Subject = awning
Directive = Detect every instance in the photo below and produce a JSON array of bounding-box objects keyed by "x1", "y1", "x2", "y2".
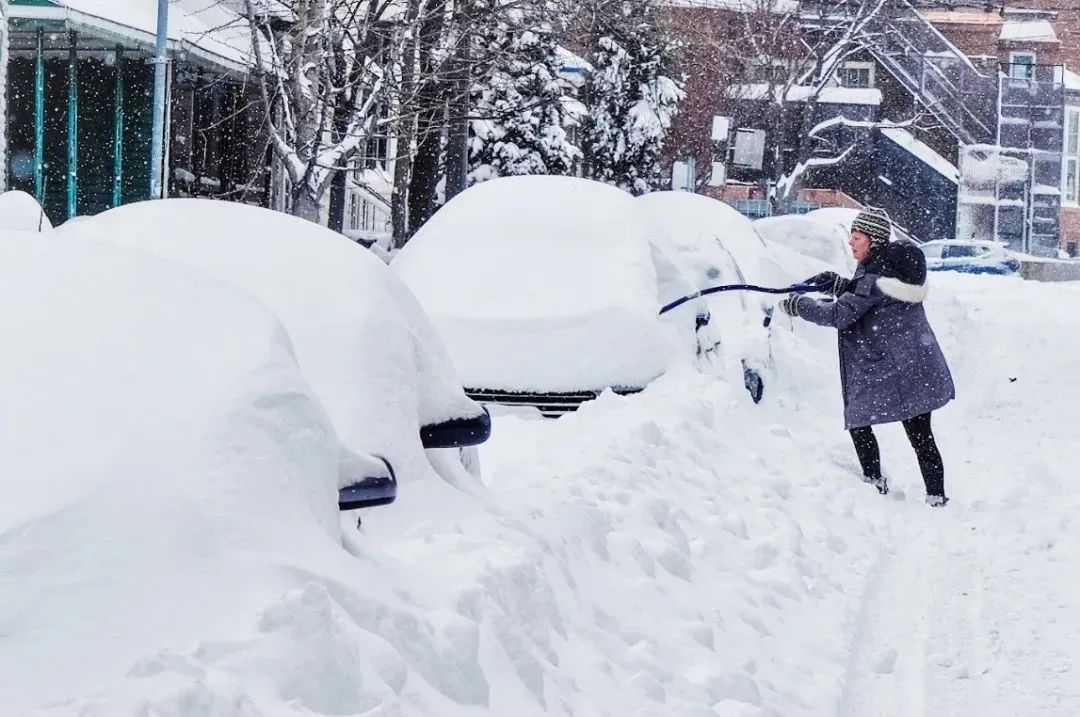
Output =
[{"x1": 999, "y1": 20, "x2": 1058, "y2": 44}]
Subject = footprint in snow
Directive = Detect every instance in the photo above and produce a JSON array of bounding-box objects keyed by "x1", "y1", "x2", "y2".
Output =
[{"x1": 873, "y1": 648, "x2": 898, "y2": 674}]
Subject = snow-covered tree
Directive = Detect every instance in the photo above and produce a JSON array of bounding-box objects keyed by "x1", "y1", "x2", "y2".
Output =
[
  {"x1": 245, "y1": 0, "x2": 395, "y2": 222},
  {"x1": 467, "y1": 14, "x2": 579, "y2": 185},
  {"x1": 579, "y1": 0, "x2": 683, "y2": 195},
  {"x1": 684, "y1": 0, "x2": 927, "y2": 202}
]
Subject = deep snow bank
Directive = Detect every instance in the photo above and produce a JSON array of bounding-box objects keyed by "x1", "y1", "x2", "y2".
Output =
[
  {"x1": 0, "y1": 190, "x2": 52, "y2": 231},
  {"x1": 6, "y1": 239, "x2": 1080, "y2": 716}
]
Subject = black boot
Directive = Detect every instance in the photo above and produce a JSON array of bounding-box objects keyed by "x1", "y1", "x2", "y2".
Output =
[{"x1": 861, "y1": 473, "x2": 889, "y2": 495}]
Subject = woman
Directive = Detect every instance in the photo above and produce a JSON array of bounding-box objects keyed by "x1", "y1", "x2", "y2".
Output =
[{"x1": 779, "y1": 209, "x2": 955, "y2": 506}]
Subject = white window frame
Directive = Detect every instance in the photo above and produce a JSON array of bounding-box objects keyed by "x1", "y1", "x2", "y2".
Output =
[
  {"x1": 1009, "y1": 51, "x2": 1036, "y2": 80},
  {"x1": 1064, "y1": 105, "x2": 1080, "y2": 207},
  {"x1": 356, "y1": 104, "x2": 391, "y2": 175},
  {"x1": 671, "y1": 158, "x2": 696, "y2": 192},
  {"x1": 837, "y1": 61, "x2": 876, "y2": 89}
]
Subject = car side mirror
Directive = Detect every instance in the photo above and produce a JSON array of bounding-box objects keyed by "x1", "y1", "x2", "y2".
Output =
[
  {"x1": 338, "y1": 450, "x2": 397, "y2": 511},
  {"x1": 419, "y1": 406, "x2": 492, "y2": 449}
]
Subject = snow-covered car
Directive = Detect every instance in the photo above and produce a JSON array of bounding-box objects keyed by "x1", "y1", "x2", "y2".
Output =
[
  {"x1": 637, "y1": 191, "x2": 832, "y2": 402},
  {"x1": 0, "y1": 189, "x2": 52, "y2": 231},
  {"x1": 392, "y1": 176, "x2": 680, "y2": 415},
  {"x1": 920, "y1": 239, "x2": 1021, "y2": 275},
  {"x1": 58, "y1": 199, "x2": 490, "y2": 490},
  {"x1": 392, "y1": 177, "x2": 796, "y2": 415},
  {"x1": 753, "y1": 212, "x2": 857, "y2": 273},
  {"x1": 0, "y1": 231, "x2": 410, "y2": 712}
]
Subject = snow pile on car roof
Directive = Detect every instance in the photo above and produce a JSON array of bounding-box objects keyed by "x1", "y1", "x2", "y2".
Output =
[
  {"x1": 0, "y1": 190, "x2": 52, "y2": 231},
  {"x1": 755, "y1": 212, "x2": 856, "y2": 273},
  {"x1": 393, "y1": 176, "x2": 674, "y2": 393},
  {"x1": 58, "y1": 199, "x2": 480, "y2": 486}
]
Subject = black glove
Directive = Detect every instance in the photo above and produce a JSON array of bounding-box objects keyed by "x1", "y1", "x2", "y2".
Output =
[
  {"x1": 805, "y1": 271, "x2": 850, "y2": 296},
  {"x1": 779, "y1": 294, "x2": 802, "y2": 317}
]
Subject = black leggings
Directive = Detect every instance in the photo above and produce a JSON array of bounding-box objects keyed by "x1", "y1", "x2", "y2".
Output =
[{"x1": 849, "y1": 412, "x2": 945, "y2": 496}]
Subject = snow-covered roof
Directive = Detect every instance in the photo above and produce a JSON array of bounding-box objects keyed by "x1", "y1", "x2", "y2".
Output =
[
  {"x1": 556, "y1": 46, "x2": 591, "y2": 87},
  {"x1": 729, "y1": 83, "x2": 882, "y2": 106},
  {"x1": 561, "y1": 96, "x2": 589, "y2": 124},
  {"x1": 880, "y1": 127, "x2": 959, "y2": 184},
  {"x1": 9, "y1": 0, "x2": 255, "y2": 72},
  {"x1": 922, "y1": 10, "x2": 1000, "y2": 26},
  {"x1": 999, "y1": 19, "x2": 1058, "y2": 44},
  {"x1": 665, "y1": 0, "x2": 799, "y2": 12},
  {"x1": 1065, "y1": 68, "x2": 1080, "y2": 92}
]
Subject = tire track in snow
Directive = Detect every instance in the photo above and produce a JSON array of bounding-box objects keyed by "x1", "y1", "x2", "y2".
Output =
[
  {"x1": 835, "y1": 511, "x2": 935, "y2": 717},
  {"x1": 838, "y1": 276, "x2": 1080, "y2": 717}
]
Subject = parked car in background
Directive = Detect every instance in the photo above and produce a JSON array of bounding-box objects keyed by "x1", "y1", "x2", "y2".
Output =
[
  {"x1": 58, "y1": 199, "x2": 490, "y2": 491},
  {"x1": 919, "y1": 239, "x2": 1021, "y2": 275}
]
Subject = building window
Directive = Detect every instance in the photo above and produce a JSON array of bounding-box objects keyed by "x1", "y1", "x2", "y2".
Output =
[
  {"x1": 349, "y1": 193, "x2": 360, "y2": 230},
  {"x1": 836, "y1": 61, "x2": 875, "y2": 88},
  {"x1": 672, "y1": 158, "x2": 696, "y2": 192},
  {"x1": 356, "y1": 103, "x2": 391, "y2": 175},
  {"x1": 1009, "y1": 51, "x2": 1036, "y2": 80},
  {"x1": 281, "y1": 173, "x2": 294, "y2": 213},
  {"x1": 1065, "y1": 106, "x2": 1080, "y2": 206}
]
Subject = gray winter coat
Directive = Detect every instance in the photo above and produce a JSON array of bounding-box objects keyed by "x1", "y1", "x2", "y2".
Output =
[{"x1": 795, "y1": 265, "x2": 955, "y2": 430}]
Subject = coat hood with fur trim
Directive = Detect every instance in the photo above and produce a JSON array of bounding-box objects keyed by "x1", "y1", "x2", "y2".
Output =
[
  {"x1": 876, "y1": 240, "x2": 929, "y2": 304},
  {"x1": 878, "y1": 275, "x2": 929, "y2": 303}
]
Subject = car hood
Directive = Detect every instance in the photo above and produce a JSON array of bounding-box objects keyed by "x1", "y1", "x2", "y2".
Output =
[{"x1": 429, "y1": 308, "x2": 672, "y2": 394}]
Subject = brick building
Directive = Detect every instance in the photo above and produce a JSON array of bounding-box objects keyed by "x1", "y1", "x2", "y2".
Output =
[
  {"x1": 665, "y1": 0, "x2": 1080, "y2": 255},
  {"x1": 919, "y1": 1, "x2": 1080, "y2": 254}
]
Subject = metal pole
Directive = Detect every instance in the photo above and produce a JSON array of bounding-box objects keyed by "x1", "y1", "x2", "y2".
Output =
[
  {"x1": 33, "y1": 28, "x2": 44, "y2": 202},
  {"x1": 149, "y1": 0, "x2": 169, "y2": 199},
  {"x1": 113, "y1": 47, "x2": 124, "y2": 207},
  {"x1": 67, "y1": 31, "x2": 78, "y2": 220}
]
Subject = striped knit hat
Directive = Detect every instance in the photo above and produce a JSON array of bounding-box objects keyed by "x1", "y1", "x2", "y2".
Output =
[{"x1": 851, "y1": 208, "x2": 893, "y2": 248}]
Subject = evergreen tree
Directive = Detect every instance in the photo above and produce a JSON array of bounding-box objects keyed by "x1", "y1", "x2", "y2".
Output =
[
  {"x1": 468, "y1": 14, "x2": 579, "y2": 185},
  {"x1": 582, "y1": 0, "x2": 683, "y2": 195}
]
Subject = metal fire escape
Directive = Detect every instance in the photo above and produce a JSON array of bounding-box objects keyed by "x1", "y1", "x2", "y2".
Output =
[
  {"x1": 800, "y1": 0, "x2": 1066, "y2": 253},
  {"x1": 868, "y1": 1, "x2": 998, "y2": 145},
  {"x1": 957, "y1": 65, "x2": 1065, "y2": 255},
  {"x1": 800, "y1": 0, "x2": 998, "y2": 144}
]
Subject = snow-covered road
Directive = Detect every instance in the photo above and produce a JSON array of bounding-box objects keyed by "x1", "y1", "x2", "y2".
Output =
[
  {"x1": 836, "y1": 273, "x2": 1080, "y2": 717},
  {"x1": 358, "y1": 272, "x2": 1080, "y2": 717},
  {"x1": 6, "y1": 272, "x2": 1079, "y2": 716}
]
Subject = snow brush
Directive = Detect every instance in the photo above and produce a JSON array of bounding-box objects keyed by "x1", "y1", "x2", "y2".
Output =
[{"x1": 658, "y1": 282, "x2": 819, "y2": 316}]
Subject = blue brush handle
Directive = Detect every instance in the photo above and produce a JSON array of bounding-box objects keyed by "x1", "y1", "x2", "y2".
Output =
[{"x1": 658, "y1": 282, "x2": 819, "y2": 316}]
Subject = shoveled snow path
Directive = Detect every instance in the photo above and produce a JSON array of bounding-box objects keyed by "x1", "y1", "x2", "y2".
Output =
[{"x1": 837, "y1": 273, "x2": 1080, "y2": 717}]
